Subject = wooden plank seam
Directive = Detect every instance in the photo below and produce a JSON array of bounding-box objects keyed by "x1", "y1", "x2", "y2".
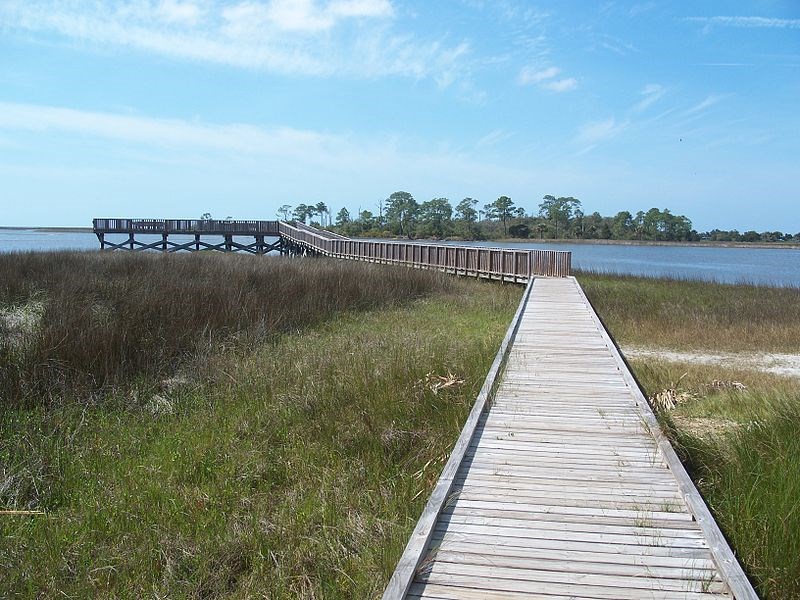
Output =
[
  {"x1": 571, "y1": 276, "x2": 758, "y2": 600},
  {"x1": 381, "y1": 277, "x2": 535, "y2": 600}
]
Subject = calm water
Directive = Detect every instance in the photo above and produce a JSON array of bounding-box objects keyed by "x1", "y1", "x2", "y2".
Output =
[
  {"x1": 1, "y1": 229, "x2": 798, "y2": 287},
  {"x1": 420, "y1": 239, "x2": 800, "y2": 288}
]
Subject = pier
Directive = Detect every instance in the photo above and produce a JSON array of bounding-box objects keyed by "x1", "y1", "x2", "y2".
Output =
[{"x1": 92, "y1": 218, "x2": 572, "y2": 279}]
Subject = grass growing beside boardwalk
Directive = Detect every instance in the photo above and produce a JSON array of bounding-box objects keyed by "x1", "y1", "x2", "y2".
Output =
[
  {"x1": 577, "y1": 270, "x2": 800, "y2": 352},
  {"x1": 0, "y1": 251, "x2": 452, "y2": 407},
  {"x1": 0, "y1": 251, "x2": 520, "y2": 598},
  {"x1": 580, "y1": 271, "x2": 800, "y2": 600}
]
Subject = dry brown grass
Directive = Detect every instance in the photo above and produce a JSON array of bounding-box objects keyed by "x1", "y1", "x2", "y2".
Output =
[{"x1": 0, "y1": 251, "x2": 453, "y2": 407}]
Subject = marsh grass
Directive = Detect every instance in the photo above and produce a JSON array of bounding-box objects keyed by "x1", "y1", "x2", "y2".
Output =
[
  {"x1": 0, "y1": 251, "x2": 520, "y2": 598},
  {"x1": 577, "y1": 270, "x2": 800, "y2": 352},
  {"x1": 0, "y1": 251, "x2": 453, "y2": 407},
  {"x1": 669, "y1": 396, "x2": 800, "y2": 600}
]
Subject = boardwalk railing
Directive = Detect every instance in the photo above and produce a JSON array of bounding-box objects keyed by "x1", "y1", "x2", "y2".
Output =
[
  {"x1": 92, "y1": 218, "x2": 280, "y2": 235},
  {"x1": 278, "y1": 222, "x2": 571, "y2": 280},
  {"x1": 92, "y1": 218, "x2": 571, "y2": 278}
]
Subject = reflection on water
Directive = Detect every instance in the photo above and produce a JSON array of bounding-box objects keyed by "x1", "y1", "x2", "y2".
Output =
[{"x1": 1, "y1": 229, "x2": 798, "y2": 287}]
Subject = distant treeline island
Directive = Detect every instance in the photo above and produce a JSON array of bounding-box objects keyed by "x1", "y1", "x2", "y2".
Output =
[{"x1": 264, "y1": 193, "x2": 799, "y2": 244}]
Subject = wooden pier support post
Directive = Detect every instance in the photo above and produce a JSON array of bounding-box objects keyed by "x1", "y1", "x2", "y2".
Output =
[
  {"x1": 128, "y1": 234, "x2": 134, "y2": 250},
  {"x1": 97, "y1": 232, "x2": 105, "y2": 250},
  {"x1": 195, "y1": 234, "x2": 200, "y2": 251},
  {"x1": 224, "y1": 235, "x2": 232, "y2": 252},
  {"x1": 256, "y1": 235, "x2": 264, "y2": 255},
  {"x1": 162, "y1": 233, "x2": 168, "y2": 252}
]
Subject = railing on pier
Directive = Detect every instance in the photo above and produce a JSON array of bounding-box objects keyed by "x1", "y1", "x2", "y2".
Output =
[
  {"x1": 92, "y1": 218, "x2": 571, "y2": 278},
  {"x1": 278, "y1": 222, "x2": 571, "y2": 280},
  {"x1": 92, "y1": 218, "x2": 280, "y2": 236}
]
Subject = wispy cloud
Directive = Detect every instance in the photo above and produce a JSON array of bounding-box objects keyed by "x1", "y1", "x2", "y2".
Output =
[
  {"x1": 541, "y1": 77, "x2": 577, "y2": 92},
  {"x1": 518, "y1": 65, "x2": 560, "y2": 85},
  {"x1": 575, "y1": 117, "x2": 628, "y2": 145},
  {"x1": 0, "y1": 101, "x2": 535, "y2": 187},
  {"x1": 0, "y1": 101, "x2": 330, "y2": 158},
  {"x1": 518, "y1": 65, "x2": 577, "y2": 92},
  {"x1": 633, "y1": 83, "x2": 665, "y2": 112},
  {"x1": 628, "y1": 2, "x2": 656, "y2": 18},
  {"x1": 475, "y1": 129, "x2": 515, "y2": 149},
  {"x1": 682, "y1": 95, "x2": 724, "y2": 116},
  {"x1": 695, "y1": 62, "x2": 753, "y2": 67},
  {"x1": 0, "y1": 1, "x2": 467, "y2": 83},
  {"x1": 686, "y1": 16, "x2": 800, "y2": 30}
]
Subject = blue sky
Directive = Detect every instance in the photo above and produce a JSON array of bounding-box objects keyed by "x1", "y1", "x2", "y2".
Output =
[{"x1": 0, "y1": 1, "x2": 798, "y2": 231}]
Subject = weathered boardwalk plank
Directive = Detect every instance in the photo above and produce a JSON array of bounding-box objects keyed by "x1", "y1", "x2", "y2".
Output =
[{"x1": 384, "y1": 277, "x2": 757, "y2": 599}]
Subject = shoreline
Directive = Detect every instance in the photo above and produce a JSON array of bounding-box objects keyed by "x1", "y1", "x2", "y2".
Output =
[
  {"x1": 2, "y1": 227, "x2": 798, "y2": 250},
  {"x1": 0, "y1": 226, "x2": 94, "y2": 233},
  {"x1": 351, "y1": 233, "x2": 800, "y2": 250}
]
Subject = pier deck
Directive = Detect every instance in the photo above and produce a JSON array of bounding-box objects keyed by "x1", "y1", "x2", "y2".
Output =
[{"x1": 385, "y1": 277, "x2": 755, "y2": 600}]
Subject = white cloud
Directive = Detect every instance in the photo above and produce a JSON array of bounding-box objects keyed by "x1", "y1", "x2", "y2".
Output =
[
  {"x1": 687, "y1": 16, "x2": 800, "y2": 30},
  {"x1": 683, "y1": 95, "x2": 723, "y2": 116},
  {"x1": 329, "y1": 0, "x2": 393, "y2": 19},
  {"x1": 541, "y1": 77, "x2": 577, "y2": 92},
  {"x1": 0, "y1": 101, "x2": 549, "y2": 211},
  {"x1": 576, "y1": 118, "x2": 627, "y2": 144},
  {"x1": 0, "y1": 1, "x2": 465, "y2": 82},
  {"x1": 156, "y1": 1, "x2": 205, "y2": 26},
  {"x1": 475, "y1": 129, "x2": 514, "y2": 148},
  {"x1": 518, "y1": 65, "x2": 559, "y2": 85},
  {"x1": 628, "y1": 2, "x2": 656, "y2": 17},
  {"x1": 518, "y1": 65, "x2": 577, "y2": 92},
  {"x1": 0, "y1": 102, "x2": 341, "y2": 169},
  {"x1": 633, "y1": 83, "x2": 665, "y2": 112}
]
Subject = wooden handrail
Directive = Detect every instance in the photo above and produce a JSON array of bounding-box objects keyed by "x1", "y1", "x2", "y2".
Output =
[
  {"x1": 277, "y1": 222, "x2": 570, "y2": 279},
  {"x1": 91, "y1": 218, "x2": 571, "y2": 278},
  {"x1": 93, "y1": 218, "x2": 281, "y2": 235}
]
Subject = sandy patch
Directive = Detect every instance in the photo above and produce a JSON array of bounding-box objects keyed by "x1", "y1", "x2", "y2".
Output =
[
  {"x1": 671, "y1": 415, "x2": 741, "y2": 439},
  {"x1": 622, "y1": 346, "x2": 800, "y2": 379},
  {"x1": 0, "y1": 302, "x2": 44, "y2": 344}
]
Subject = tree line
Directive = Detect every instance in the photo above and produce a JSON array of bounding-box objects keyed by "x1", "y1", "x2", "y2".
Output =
[{"x1": 266, "y1": 192, "x2": 799, "y2": 244}]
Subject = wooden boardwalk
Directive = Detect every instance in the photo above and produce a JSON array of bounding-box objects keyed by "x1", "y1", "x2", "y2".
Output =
[
  {"x1": 91, "y1": 219, "x2": 571, "y2": 278},
  {"x1": 385, "y1": 277, "x2": 756, "y2": 600}
]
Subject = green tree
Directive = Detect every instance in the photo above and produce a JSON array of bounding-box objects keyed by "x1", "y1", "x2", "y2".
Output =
[
  {"x1": 584, "y1": 212, "x2": 604, "y2": 239},
  {"x1": 385, "y1": 191, "x2": 419, "y2": 237},
  {"x1": 418, "y1": 197, "x2": 453, "y2": 238},
  {"x1": 484, "y1": 195, "x2": 515, "y2": 236},
  {"x1": 335, "y1": 207, "x2": 351, "y2": 226},
  {"x1": 611, "y1": 211, "x2": 633, "y2": 239},
  {"x1": 315, "y1": 202, "x2": 329, "y2": 226},
  {"x1": 293, "y1": 203, "x2": 313, "y2": 224},
  {"x1": 538, "y1": 195, "x2": 581, "y2": 238},
  {"x1": 572, "y1": 208, "x2": 585, "y2": 238},
  {"x1": 455, "y1": 197, "x2": 478, "y2": 223},
  {"x1": 508, "y1": 223, "x2": 530, "y2": 238},
  {"x1": 455, "y1": 197, "x2": 479, "y2": 237},
  {"x1": 277, "y1": 205, "x2": 291, "y2": 220},
  {"x1": 357, "y1": 209, "x2": 376, "y2": 232}
]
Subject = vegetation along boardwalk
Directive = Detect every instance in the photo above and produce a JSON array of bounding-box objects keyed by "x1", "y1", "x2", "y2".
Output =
[
  {"x1": 384, "y1": 277, "x2": 757, "y2": 599},
  {"x1": 93, "y1": 218, "x2": 755, "y2": 597}
]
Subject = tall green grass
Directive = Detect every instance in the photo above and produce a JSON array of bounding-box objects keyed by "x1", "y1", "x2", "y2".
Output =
[
  {"x1": 673, "y1": 397, "x2": 800, "y2": 600},
  {"x1": 0, "y1": 251, "x2": 520, "y2": 598}
]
